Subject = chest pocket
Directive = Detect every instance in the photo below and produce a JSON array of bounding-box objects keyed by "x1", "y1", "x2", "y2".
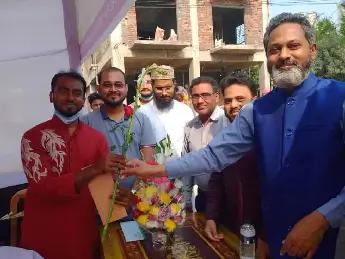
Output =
[{"x1": 294, "y1": 121, "x2": 341, "y2": 158}]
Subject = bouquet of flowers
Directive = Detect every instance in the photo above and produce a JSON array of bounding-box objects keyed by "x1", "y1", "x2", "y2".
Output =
[{"x1": 132, "y1": 137, "x2": 186, "y2": 248}]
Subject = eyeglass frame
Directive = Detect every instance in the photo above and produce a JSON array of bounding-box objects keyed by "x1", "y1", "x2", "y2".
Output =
[
  {"x1": 134, "y1": 79, "x2": 152, "y2": 85},
  {"x1": 191, "y1": 92, "x2": 218, "y2": 102},
  {"x1": 100, "y1": 81, "x2": 126, "y2": 90}
]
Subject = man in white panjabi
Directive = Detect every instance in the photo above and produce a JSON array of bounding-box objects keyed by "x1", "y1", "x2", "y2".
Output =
[{"x1": 137, "y1": 65, "x2": 194, "y2": 157}]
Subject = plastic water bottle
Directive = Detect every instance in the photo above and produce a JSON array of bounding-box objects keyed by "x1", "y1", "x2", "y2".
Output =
[{"x1": 240, "y1": 221, "x2": 256, "y2": 259}]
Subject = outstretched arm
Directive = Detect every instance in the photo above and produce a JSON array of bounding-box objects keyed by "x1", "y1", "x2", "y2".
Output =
[
  {"x1": 165, "y1": 103, "x2": 255, "y2": 178},
  {"x1": 125, "y1": 103, "x2": 255, "y2": 178}
]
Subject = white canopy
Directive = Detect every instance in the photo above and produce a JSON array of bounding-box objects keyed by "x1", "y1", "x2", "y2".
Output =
[{"x1": 0, "y1": 0, "x2": 135, "y2": 188}]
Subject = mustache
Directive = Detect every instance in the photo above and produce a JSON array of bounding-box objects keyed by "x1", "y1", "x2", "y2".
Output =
[
  {"x1": 276, "y1": 59, "x2": 298, "y2": 68},
  {"x1": 64, "y1": 101, "x2": 76, "y2": 105}
]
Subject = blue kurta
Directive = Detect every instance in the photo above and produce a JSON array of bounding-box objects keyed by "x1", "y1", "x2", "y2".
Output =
[
  {"x1": 253, "y1": 74, "x2": 345, "y2": 258},
  {"x1": 165, "y1": 73, "x2": 345, "y2": 258}
]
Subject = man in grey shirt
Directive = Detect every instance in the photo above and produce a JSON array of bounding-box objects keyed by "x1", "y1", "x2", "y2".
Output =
[
  {"x1": 182, "y1": 76, "x2": 228, "y2": 212},
  {"x1": 80, "y1": 67, "x2": 155, "y2": 220}
]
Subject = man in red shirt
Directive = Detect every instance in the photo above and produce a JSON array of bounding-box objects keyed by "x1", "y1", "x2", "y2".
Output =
[{"x1": 20, "y1": 71, "x2": 126, "y2": 259}]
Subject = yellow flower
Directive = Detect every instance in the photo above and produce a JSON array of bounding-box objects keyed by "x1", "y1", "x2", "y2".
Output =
[
  {"x1": 164, "y1": 218, "x2": 177, "y2": 232},
  {"x1": 170, "y1": 203, "x2": 180, "y2": 215},
  {"x1": 159, "y1": 192, "x2": 171, "y2": 205},
  {"x1": 137, "y1": 215, "x2": 148, "y2": 226},
  {"x1": 135, "y1": 192, "x2": 141, "y2": 199},
  {"x1": 145, "y1": 186, "x2": 158, "y2": 199},
  {"x1": 137, "y1": 201, "x2": 151, "y2": 212},
  {"x1": 149, "y1": 206, "x2": 160, "y2": 216}
]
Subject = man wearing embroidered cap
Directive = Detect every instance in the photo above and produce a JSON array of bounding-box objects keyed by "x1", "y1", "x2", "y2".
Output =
[{"x1": 137, "y1": 64, "x2": 194, "y2": 156}]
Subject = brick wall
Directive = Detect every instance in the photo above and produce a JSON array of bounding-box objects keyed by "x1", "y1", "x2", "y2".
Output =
[
  {"x1": 121, "y1": 0, "x2": 262, "y2": 49},
  {"x1": 122, "y1": 6, "x2": 137, "y2": 46},
  {"x1": 176, "y1": 0, "x2": 191, "y2": 42},
  {"x1": 244, "y1": 0, "x2": 263, "y2": 45},
  {"x1": 198, "y1": 0, "x2": 263, "y2": 50},
  {"x1": 198, "y1": 0, "x2": 214, "y2": 50}
]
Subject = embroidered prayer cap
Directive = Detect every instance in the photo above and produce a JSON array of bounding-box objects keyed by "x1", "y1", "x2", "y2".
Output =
[{"x1": 151, "y1": 64, "x2": 174, "y2": 80}]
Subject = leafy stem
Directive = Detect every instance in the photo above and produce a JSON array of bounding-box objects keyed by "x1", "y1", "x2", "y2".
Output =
[{"x1": 101, "y1": 64, "x2": 168, "y2": 242}]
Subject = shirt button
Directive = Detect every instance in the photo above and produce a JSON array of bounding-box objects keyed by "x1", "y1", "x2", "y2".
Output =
[
  {"x1": 287, "y1": 98, "x2": 295, "y2": 105},
  {"x1": 286, "y1": 129, "x2": 293, "y2": 136}
]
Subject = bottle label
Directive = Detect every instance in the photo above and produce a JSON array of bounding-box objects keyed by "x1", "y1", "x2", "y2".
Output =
[
  {"x1": 241, "y1": 236, "x2": 255, "y2": 244},
  {"x1": 240, "y1": 244, "x2": 255, "y2": 258}
]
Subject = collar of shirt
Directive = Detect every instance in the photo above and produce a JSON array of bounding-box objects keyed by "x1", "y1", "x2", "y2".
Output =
[
  {"x1": 51, "y1": 115, "x2": 84, "y2": 132},
  {"x1": 276, "y1": 72, "x2": 318, "y2": 97},
  {"x1": 100, "y1": 105, "x2": 130, "y2": 122}
]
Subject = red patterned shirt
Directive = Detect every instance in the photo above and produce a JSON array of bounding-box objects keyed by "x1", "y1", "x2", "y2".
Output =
[{"x1": 20, "y1": 116, "x2": 108, "y2": 259}]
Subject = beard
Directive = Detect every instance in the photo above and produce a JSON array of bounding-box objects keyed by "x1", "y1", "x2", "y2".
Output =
[
  {"x1": 271, "y1": 58, "x2": 311, "y2": 89},
  {"x1": 53, "y1": 102, "x2": 82, "y2": 117},
  {"x1": 102, "y1": 95, "x2": 126, "y2": 107},
  {"x1": 154, "y1": 95, "x2": 174, "y2": 111}
]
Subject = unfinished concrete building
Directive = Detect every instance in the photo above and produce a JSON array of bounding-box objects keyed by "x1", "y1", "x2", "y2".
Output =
[{"x1": 82, "y1": 0, "x2": 270, "y2": 102}]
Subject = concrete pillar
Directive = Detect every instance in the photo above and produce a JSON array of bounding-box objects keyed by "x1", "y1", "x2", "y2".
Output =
[
  {"x1": 110, "y1": 24, "x2": 125, "y2": 73},
  {"x1": 188, "y1": 0, "x2": 200, "y2": 83},
  {"x1": 259, "y1": 62, "x2": 270, "y2": 93},
  {"x1": 111, "y1": 45, "x2": 125, "y2": 73},
  {"x1": 260, "y1": 0, "x2": 271, "y2": 93},
  {"x1": 189, "y1": 59, "x2": 200, "y2": 83}
]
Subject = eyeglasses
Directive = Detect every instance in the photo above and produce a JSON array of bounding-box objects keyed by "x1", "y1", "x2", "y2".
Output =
[
  {"x1": 135, "y1": 80, "x2": 152, "y2": 85},
  {"x1": 191, "y1": 93, "x2": 216, "y2": 102},
  {"x1": 101, "y1": 82, "x2": 125, "y2": 90},
  {"x1": 155, "y1": 86, "x2": 174, "y2": 92}
]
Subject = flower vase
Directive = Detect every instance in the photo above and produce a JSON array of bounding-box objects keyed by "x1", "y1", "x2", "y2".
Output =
[{"x1": 151, "y1": 230, "x2": 171, "y2": 251}]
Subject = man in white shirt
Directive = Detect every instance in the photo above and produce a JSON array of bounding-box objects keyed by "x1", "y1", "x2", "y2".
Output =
[
  {"x1": 182, "y1": 76, "x2": 228, "y2": 212},
  {"x1": 137, "y1": 65, "x2": 194, "y2": 156}
]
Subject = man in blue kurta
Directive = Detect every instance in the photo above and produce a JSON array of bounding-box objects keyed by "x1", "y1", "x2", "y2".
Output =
[{"x1": 125, "y1": 13, "x2": 345, "y2": 259}]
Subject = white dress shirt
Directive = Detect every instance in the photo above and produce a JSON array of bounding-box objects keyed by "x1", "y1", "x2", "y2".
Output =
[{"x1": 137, "y1": 100, "x2": 194, "y2": 157}]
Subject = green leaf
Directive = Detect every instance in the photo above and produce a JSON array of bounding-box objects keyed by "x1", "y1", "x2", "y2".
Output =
[
  {"x1": 311, "y1": 17, "x2": 345, "y2": 81},
  {"x1": 110, "y1": 145, "x2": 117, "y2": 151}
]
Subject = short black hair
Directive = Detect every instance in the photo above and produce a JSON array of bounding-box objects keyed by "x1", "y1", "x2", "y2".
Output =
[
  {"x1": 189, "y1": 76, "x2": 219, "y2": 94},
  {"x1": 88, "y1": 92, "x2": 102, "y2": 105},
  {"x1": 51, "y1": 71, "x2": 87, "y2": 93},
  {"x1": 263, "y1": 13, "x2": 315, "y2": 53},
  {"x1": 97, "y1": 67, "x2": 125, "y2": 84},
  {"x1": 220, "y1": 72, "x2": 258, "y2": 96}
]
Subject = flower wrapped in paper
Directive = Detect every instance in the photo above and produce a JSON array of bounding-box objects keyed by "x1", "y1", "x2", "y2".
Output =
[
  {"x1": 132, "y1": 136, "x2": 186, "y2": 249},
  {"x1": 133, "y1": 175, "x2": 186, "y2": 231}
]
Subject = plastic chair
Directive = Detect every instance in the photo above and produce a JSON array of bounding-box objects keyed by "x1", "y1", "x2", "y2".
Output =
[{"x1": 10, "y1": 189, "x2": 27, "y2": 246}]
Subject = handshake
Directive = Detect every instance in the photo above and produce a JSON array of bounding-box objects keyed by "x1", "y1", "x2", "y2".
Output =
[
  {"x1": 88, "y1": 154, "x2": 167, "y2": 211},
  {"x1": 94, "y1": 153, "x2": 167, "y2": 178}
]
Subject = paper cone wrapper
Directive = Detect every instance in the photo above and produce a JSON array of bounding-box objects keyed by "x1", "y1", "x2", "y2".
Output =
[{"x1": 88, "y1": 173, "x2": 127, "y2": 225}]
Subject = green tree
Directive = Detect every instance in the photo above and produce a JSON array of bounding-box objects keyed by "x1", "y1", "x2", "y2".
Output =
[
  {"x1": 235, "y1": 65, "x2": 260, "y2": 88},
  {"x1": 339, "y1": 1, "x2": 345, "y2": 40},
  {"x1": 311, "y1": 15, "x2": 345, "y2": 81}
]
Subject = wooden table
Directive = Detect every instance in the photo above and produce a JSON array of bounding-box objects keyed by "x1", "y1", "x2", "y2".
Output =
[{"x1": 100, "y1": 213, "x2": 240, "y2": 259}]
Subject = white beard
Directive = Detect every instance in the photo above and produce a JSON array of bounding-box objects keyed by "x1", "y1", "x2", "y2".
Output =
[{"x1": 271, "y1": 65, "x2": 309, "y2": 89}]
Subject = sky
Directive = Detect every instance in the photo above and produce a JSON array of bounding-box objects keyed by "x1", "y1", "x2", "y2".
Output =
[{"x1": 270, "y1": 1, "x2": 341, "y2": 23}]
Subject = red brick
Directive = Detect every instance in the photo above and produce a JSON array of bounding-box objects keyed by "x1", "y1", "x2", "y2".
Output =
[
  {"x1": 176, "y1": 0, "x2": 191, "y2": 42},
  {"x1": 198, "y1": 0, "x2": 263, "y2": 50},
  {"x1": 122, "y1": 6, "x2": 137, "y2": 46},
  {"x1": 122, "y1": 0, "x2": 262, "y2": 49}
]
